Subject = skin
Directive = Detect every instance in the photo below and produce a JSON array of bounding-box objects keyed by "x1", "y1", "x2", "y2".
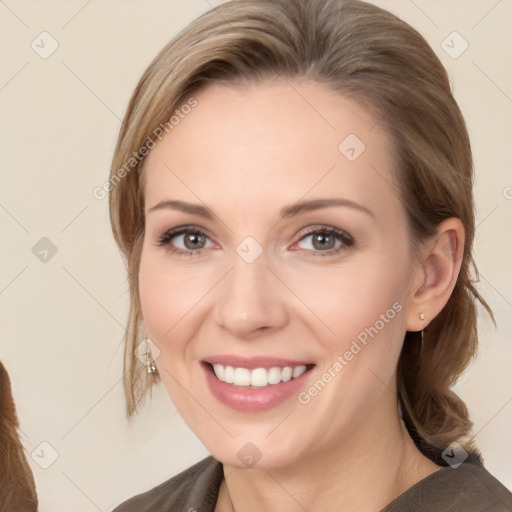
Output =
[{"x1": 139, "y1": 78, "x2": 464, "y2": 512}]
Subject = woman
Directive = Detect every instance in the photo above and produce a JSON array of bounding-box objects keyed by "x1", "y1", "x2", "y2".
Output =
[{"x1": 109, "y1": 0, "x2": 512, "y2": 510}]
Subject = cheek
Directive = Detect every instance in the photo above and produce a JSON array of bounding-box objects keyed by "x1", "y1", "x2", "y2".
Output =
[
  {"x1": 285, "y1": 252, "x2": 410, "y2": 348},
  {"x1": 138, "y1": 245, "x2": 223, "y2": 374},
  {"x1": 286, "y1": 252, "x2": 411, "y2": 415},
  {"x1": 138, "y1": 249, "x2": 197, "y2": 351},
  {"x1": 138, "y1": 250, "x2": 204, "y2": 409},
  {"x1": 289, "y1": 262, "x2": 409, "y2": 428}
]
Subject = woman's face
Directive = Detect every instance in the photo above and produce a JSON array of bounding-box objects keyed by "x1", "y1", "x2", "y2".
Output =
[{"x1": 139, "y1": 79, "x2": 422, "y2": 468}]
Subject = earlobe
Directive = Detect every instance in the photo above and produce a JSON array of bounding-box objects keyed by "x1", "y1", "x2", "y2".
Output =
[{"x1": 405, "y1": 218, "x2": 465, "y2": 332}]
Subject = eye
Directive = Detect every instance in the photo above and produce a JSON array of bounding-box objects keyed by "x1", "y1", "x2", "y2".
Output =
[
  {"x1": 156, "y1": 226, "x2": 215, "y2": 256},
  {"x1": 293, "y1": 226, "x2": 354, "y2": 256}
]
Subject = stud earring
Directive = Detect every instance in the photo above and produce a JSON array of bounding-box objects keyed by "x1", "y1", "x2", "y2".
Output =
[{"x1": 419, "y1": 312, "x2": 425, "y2": 321}]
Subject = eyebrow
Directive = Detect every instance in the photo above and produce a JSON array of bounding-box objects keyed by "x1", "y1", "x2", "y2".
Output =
[
  {"x1": 148, "y1": 198, "x2": 375, "y2": 220},
  {"x1": 148, "y1": 200, "x2": 215, "y2": 219},
  {"x1": 280, "y1": 198, "x2": 375, "y2": 219}
]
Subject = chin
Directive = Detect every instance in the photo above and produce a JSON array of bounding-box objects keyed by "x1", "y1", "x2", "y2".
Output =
[{"x1": 202, "y1": 433, "x2": 307, "y2": 471}]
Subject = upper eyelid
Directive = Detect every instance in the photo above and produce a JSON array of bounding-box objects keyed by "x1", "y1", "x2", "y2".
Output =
[
  {"x1": 159, "y1": 225, "x2": 349, "y2": 238},
  {"x1": 295, "y1": 226, "x2": 351, "y2": 240},
  {"x1": 159, "y1": 225, "x2": 214, "y2": 238}
]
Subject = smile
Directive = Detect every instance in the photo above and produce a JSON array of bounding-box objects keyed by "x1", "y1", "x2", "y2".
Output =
[
  {"x1": 211, "y1": 363, "x2": 308, "y2": 387},
  {"x1": 201, "y1": 357, "x2": 315, "y2": 411}
]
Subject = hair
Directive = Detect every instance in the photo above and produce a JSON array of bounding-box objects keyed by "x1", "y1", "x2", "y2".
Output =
[
  {"x1": 109, "y1": 0, "x2": 493, "y2": 463},
  {"x1": 0, "y1": 361, "x2": 39, "y2": 510}
]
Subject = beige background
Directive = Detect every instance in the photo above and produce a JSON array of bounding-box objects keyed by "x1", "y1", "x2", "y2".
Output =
[{"x1": 1, "y1": 0, "x2": 511, "y2": 510}]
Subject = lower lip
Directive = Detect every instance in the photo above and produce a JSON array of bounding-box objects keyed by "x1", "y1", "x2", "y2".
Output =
[{"x1": 202, "y1": 363, "x2": 314, "y2": 412}]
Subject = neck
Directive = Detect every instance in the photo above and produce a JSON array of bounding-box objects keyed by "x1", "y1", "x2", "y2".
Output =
[{"x1": 218, "y1": 401, "x2": 440, "y2": 512}]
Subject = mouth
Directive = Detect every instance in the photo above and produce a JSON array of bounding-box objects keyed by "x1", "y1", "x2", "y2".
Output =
[
  {"x1": 204, "y1": 361, "x2": 315, "y2": 388},
  {"x1": 200, "y1": 357, "x2": 316, "y2": 411}
]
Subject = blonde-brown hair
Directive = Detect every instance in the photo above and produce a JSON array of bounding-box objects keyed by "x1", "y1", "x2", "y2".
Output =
[{"x1": 109, "y1": 0, "x2": 492, "y2": 462}]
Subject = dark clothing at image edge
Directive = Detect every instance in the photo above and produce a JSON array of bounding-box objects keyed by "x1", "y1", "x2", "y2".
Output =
[{"x1": 112, "y1": 453, "x2": 512, "y2": 511}]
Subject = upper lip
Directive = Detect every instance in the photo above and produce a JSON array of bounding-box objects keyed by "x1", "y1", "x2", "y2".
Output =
[{"x1": 203, "y1": 355, "x2": 314, "y2": 369}]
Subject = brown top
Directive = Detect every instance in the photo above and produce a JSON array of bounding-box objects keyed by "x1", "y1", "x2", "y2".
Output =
[{"x1": 112, "y1": 453, "x2": 512, "y2": 511}]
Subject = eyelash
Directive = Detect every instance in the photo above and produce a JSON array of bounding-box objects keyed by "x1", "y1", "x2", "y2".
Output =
[{"x1": 155, "y1": 225, "x2": 354, "y2": 258}]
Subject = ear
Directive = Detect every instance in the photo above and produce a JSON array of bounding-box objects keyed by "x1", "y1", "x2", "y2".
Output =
[{"x1": 405, "y1": 218, "x2": 465, "y2": 332}]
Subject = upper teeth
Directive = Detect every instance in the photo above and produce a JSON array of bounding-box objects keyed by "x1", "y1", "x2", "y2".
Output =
[{"x1": 212, "y1": 364, "x2": 307, "y2": 387}]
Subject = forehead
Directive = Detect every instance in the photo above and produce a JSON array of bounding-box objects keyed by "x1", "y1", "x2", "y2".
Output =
[{"x1": 143, "y1": 79, "x2": 398, "y2": 213}]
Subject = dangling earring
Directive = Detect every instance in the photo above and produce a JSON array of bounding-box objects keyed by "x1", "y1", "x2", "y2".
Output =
[
  {"x1": 145, "y1": 338, "x2": 158, "y2": 374},
  {"x1": 141, "y1": 318, "x2": 158, "y2": 375},
  {"x1": 419, "y1": 312, "x2": 425, "y2": 355}
]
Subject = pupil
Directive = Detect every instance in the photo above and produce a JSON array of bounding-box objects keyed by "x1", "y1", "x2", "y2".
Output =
[
  {"x1": 313, "y1": 233, "x2": 334, "y2": 250},
  {"x1": 185, "y1": 233, "x2": 204, "y2": 249}
]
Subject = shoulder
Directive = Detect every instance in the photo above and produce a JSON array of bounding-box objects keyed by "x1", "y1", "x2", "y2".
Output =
[
  {"x1": 111, "y1": 456, "x2": 223, "y2": 512},
  {"x1": 383, "y1": 453, "x2": 512, "y2": 512}
]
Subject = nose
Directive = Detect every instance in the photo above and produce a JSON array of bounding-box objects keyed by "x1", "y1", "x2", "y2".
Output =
[{"x1": 213, "y1": 253, "x2": 289, "y2": 340}]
